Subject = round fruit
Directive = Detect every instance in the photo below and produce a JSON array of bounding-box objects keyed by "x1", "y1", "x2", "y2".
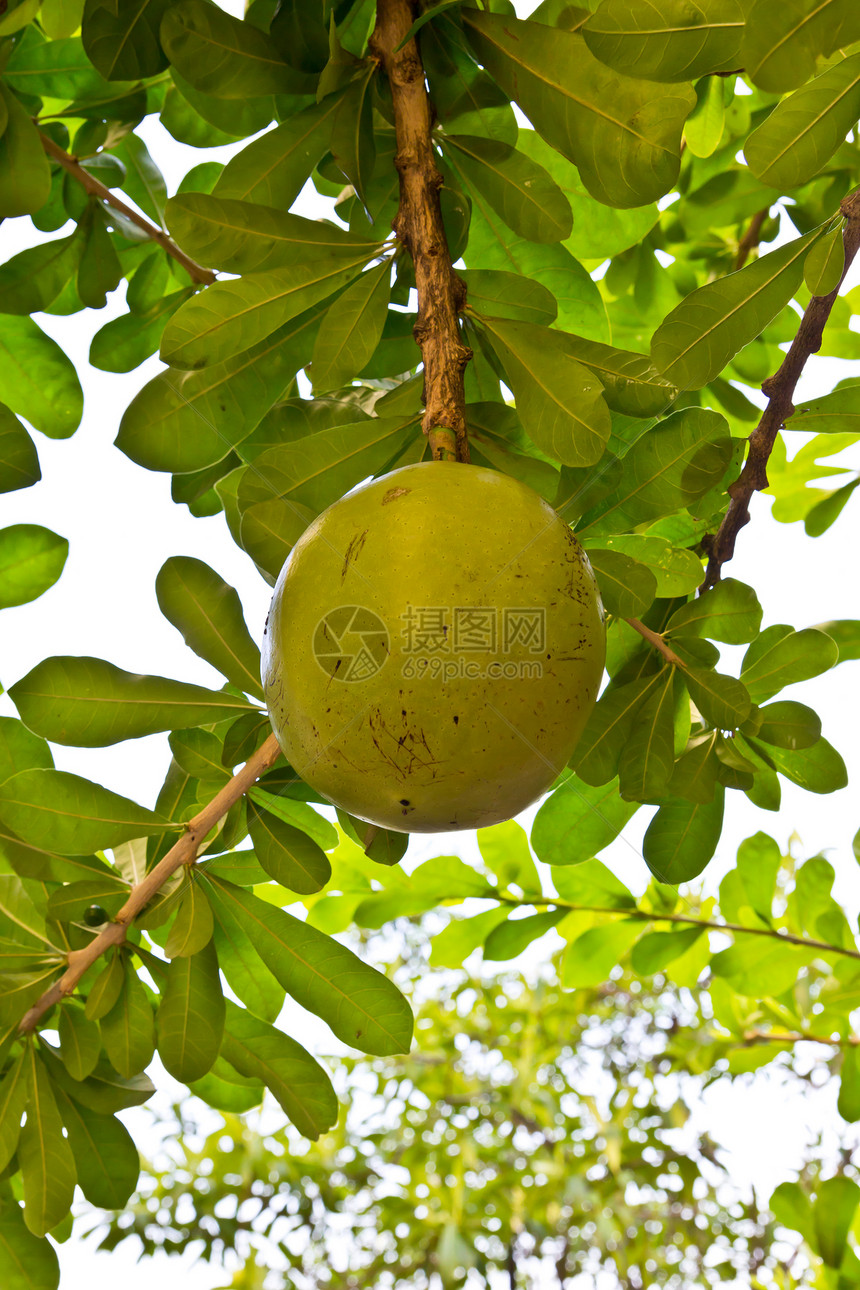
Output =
[{"x1": 262, "y1": 462, "x2": 605, "y2": 833}]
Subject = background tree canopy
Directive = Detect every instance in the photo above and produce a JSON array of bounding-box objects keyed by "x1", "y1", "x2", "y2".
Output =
[{"x1": 0, "y1": 0, "x2": 859, "y2": 1285}]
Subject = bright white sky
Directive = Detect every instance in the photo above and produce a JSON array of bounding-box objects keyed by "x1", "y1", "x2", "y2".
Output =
[{"x1": 2, "y1": 21, "x2": 860, "y2": 1290}]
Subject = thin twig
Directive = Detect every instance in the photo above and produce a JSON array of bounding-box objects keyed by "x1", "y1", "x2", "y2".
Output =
[
  {"x1": 625, "y1": 617, "x2": 684, "y2": 667},
  {"x1": 497, "y1": 894, "x2": 860, "y2": 963},
  {"x1": 734, "y1": 207, "x2": 770, "y2": 271},
  {"x1": 743, "y1": 1028, "x2": 860, "y2": 1048},
  {"x1": 38, "y1": 130, "x2": 217, "y2": 286},
  {"x1": 701, "y1": 187, "x2": 860, "y2": 590},
  {"x1": 17, "y1": 733, "x2": 281, "y2": 1034},
  {"x1": 370, "y1": 0, "x2": 471, "y2": 462}
]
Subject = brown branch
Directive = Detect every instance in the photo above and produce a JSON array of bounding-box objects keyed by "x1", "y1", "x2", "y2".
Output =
[
  {"x1": 701, "y1": 187, "x2": 860, "y2": 590},
  {"x1": 625, "y1": 617, "x2": 684, "y2": 667},
  {"x1": 38, "y1": 130, "x2": 217, "y2": 287},
  {"x1": 734, "y1": 207, "x2": 770, "y2": 271},
  {"x1": 18, "y1": 732, "x2": 281, "y2": 1034},
  {"x1": 743, "y1": 1028, "x2": 860, "y2": 1048},
  {"x1": 497, "y1": 894, "x2": 860, "y2": 963},
  {"x1": 370, "y1": 0, "x2": 471, "y2": 462}
]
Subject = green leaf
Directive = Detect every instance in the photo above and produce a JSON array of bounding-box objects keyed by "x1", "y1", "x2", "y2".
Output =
[
  {"x1": 160, "y1": 256, "x2": 369, "y2": 370},
  {"x1": 666, "y1": 578, "x2": 762, "y2": 644},
  {"x1": 684, "y1": 74, "x2": 726, "y2": 159},
  {"x1": 814, "y1": 1175, "x2": 860, "y2": 1268},
  {"x1": 814, "y1": 619, "x2": 860, "y2": 664},
  {"x1": 477, "y1": 818, "x2": 539, "y2": 891},
  {"x1": 630, "y1": 926, "x2": 704, "y2": 974},
  {"x1": 787, "y1": 387, "x2": 860, "y2": 435},
  {"x1": 161, "y1": 0, "x2": 311, "y2": 97},
  {"x1": 838, "y1": 1045, "x2": 860, "y2": 1123},
  {"x1": 483, "y1": 909, "x2": 566, "y2": 961},
  {"x1": 100, "y1": 966, "x2": 155, "y2": 1079},
  {"x1": 214, "y1": 97, "x2": 341, "y2": 210},
  {"x1": 82, "y1": 0, "x2": 170, "y2": 79},
  {"x1": 746, "y1": 54, "x2": 860, "y2": 190},
  {"x1": 243, "y1": 792, "x2": 333, "y2": 853},
  {"x1": 0, "y1": 526, "x2": 68, "y2": 611},
  {"x1": 53, "y1": 1086, "x2": 139, "y2": 1209},
  {"x1": 203, "y1": 877, "x2": 412, "y2": 1055},
  {"x1": 683, "y1": 666, "x2": 751, "y2": 729},
  {"x1": 0, "y1": 84, "x2": 51, "y2": 218},
  {"x1": 209, "y1": 889, "x2": 285, "y2": 1023},
  {"x1": 586, "y1": 548, "x2": 657, "y2": 618},
  {"x1": 0, "y1": 769, "x2": 171, "y2": 854},
  {"x1": 164, "y1": 877, "x2": 214, "y2": 958},
  {"x1": 0, "y1": 1051, "x2": 28, "y2": 1172},
  {"x1": 220, "y1": 1001, "x2": 338, "y2": 1140},
  {"x1": 463, "y1": 10, "x2": 694, "y2": 208},
  {"x1": 651, "y1": 232, "x2": 819, "y2": 389},
  {"x1": 0, "y1": 404, "x2": 40, "y2": 495},
  {"x1": 46, "y1": 877, "x2": 128, "y2": 924},
  {"x1": 187, "y1": 1055, "x2": 263, "y2": 1114},
  {"x1": 740, "y1": 625, "x2": 838, "y2": 701},
  {"x1": 736, "y1": 831, "x2": 781, "y2": 922},
  {"x1": 10, "y1": 656, "x2": 256, "y2": 747},
  {"x1": 755, "y1": 700, "x2": 821, "y2": 750},
  {"x1": 539, "y1": 333, "x2": 678, "y2": 419},
  {"x1": 476, "y1": 316, "x2": 610, "y2": 466},
  {"x1": 578, "y1": 408, "x2": 732, "y2": 536},
  {"x1": 157, "y1": 940, "x2": 224, "y2": 1084},
  {"x1": 0, "y1": 1197, "x2": 60, "y2": 1290},
  {"x1": 532, "y1": 776, "x2": 639, "y2": 867},
  {"x1": 330, "y1": 66, "x2": 376, "y2": 208},
  {"x1": 58, "y1": 1004, "x2": 101, "y2": 1081},
  {"x1": 248, "y1": 800, "x2": 332, "y2": 895},
  {"x1": 155, "y1": 556, "x2": 263, "y2": 699},
  {"x1": 770, "y1": 1180, "x2": 817, "y2": 1248},
  {"x1": 89, "y1": 288, "x2": 195, "y2": 374},
  {"x1": 165, "y1": 192, "x2": 383, "y2": 276},
  {"x1": 0, "y1": 230, "x2": 84, "y2": 315},
  {"x1": 238, "y1": 414, "x2": 418, "y2": 548},
  {"x1": 804, "y1": 226, "x2": 845, "y2": 298},
  {"x1": 0, "y1": 316, "x2": 83, "y2": 439},
  {"x1": 85, "y1": 952, "x2": 125, "y2": 1021},
  {"x1": 459, "y1": 270, "x2": 557, "y2": 326},
  {"x1": 429, "y1": 907, "x2": 510, "y2": 968},
  {"x1": 443, "y1": 134, "x2": 571, "y2": 243},
  {"x1": 19, "y1": 1050, "x2": 77, "y2": 1237},
  {"x1": 711, "y1": 936, "x2": 808, "y2": 998},
  {"x1": 552, "y1": 856, "x2": 637, "y2": 908},
  {"x1": 562, "y1": 918, "x2": 643, "y2": 988},
  {"x1": 742, "y1": 0, "x2": 860, "y2": 93},
  {"x1": 596, "y1": 534, "x2": 703, "y2": 596},
  {"x1": 745, "y1": 734, "x2": 848, "y2": 794},
  {"x1": 464, "y1": 194, "x2": 609, "y2": 341},
  {"x1": 40, "y1": 1044, "x2": 154, "y2": 1113},
  {"x1": 643, "y1": 785, "x2": 725, "y2": 883},
  {"x1": 0, "y1": 718, "x2": 53, "y2": 790},
  {"x1": 573, "y1": 674, "x2": 661, "y2": 786},
  {"x1": 311, "y1": 259, "x2": 392, "y2": 394},
  {"x1": 583, "y1": 0, "x2": 745, "y2": 81},
  {"x1": 116, "y1": 309, "x2": 320, "y2": 474},
  {"x1": 618, "y1": 671, "x2": 676, "y2": 801}
]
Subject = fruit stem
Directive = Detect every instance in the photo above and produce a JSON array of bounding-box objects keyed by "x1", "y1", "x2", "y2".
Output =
[{"x1": 370, "y1": 0, "x2": 472, "y2": 463}]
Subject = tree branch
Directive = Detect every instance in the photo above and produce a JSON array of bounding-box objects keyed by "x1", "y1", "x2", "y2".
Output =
[
  {"x1": 625, "y1": 617, "x2": 684, "y2": 667},
  {"x1": 370, "y1": 0, "x2": 471, "y2": 462},
  {"x1": 497, "y1": 894, "x2": 860, "y2": 963},
  {"x1": 742, "y1": 1028, "x2": 860, "y2": 1048},
  {"x1": 17, "y1": 732, "x2": 281, "y2": 1034},
  {"x1": 734, "y1": 207, "x2": 770, "y2": 271},
  {"x1": 38, "y1": 130, "x2": 217, "y2": 287},
  {"x1": 701, "y1": 187, "x2": 860, "y2": 590}
]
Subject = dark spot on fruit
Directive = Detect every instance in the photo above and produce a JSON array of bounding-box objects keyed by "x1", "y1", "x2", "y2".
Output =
[
  {"x1": 400, "y1": 798, "x2": 410, "y2": 805},
  {"x1": 453, "y1": 715, "x2": 459, "y2": 724}
]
